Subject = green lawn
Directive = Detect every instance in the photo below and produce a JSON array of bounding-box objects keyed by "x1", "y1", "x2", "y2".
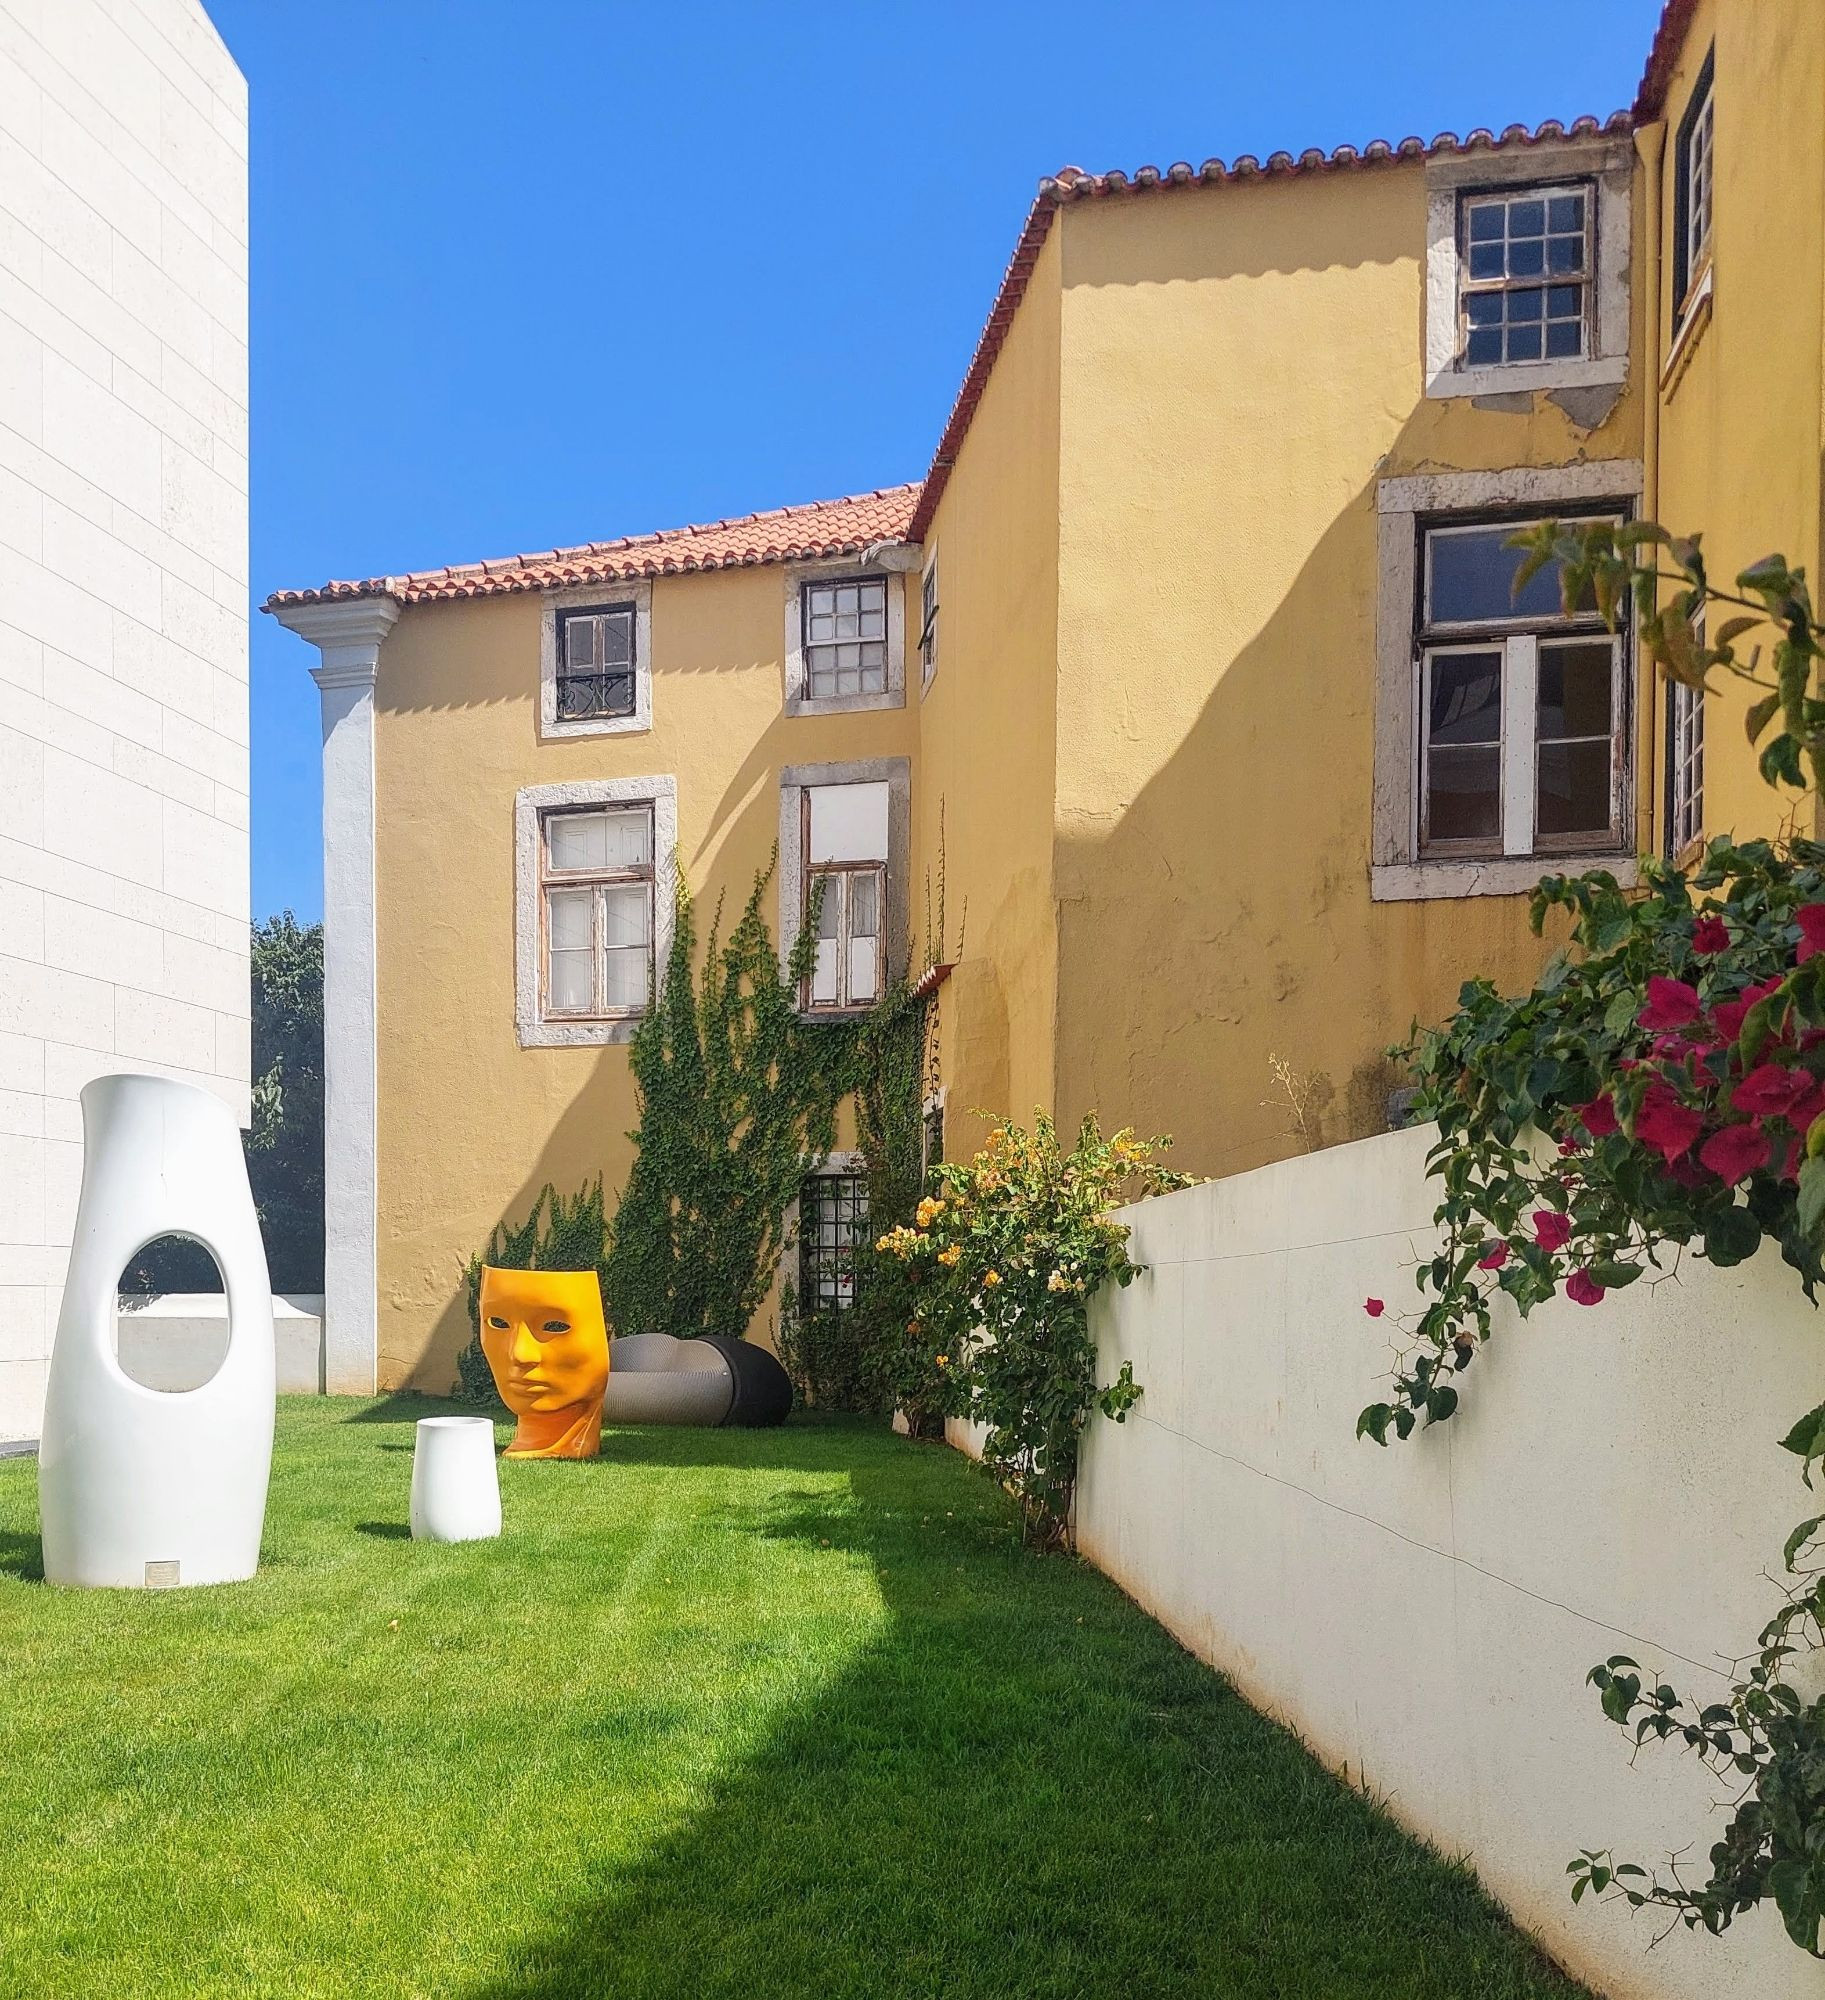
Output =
[{"x1": 0, "y1": 1399, "x2": 1587, "y2": 1999}]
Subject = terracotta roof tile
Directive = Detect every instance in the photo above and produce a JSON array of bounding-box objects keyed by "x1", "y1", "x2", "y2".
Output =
[
  {"x1": 1634, "y1": 0, "x2": 1702, "y2": 119},
  {"x1": 910, "y1": 113, "x2": 1632, "y2": 539},
  {"x1": 263, "y1": 484, "x2": 920, "y2": 611}
]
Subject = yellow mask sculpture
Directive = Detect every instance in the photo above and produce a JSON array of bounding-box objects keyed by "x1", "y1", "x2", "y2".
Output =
[{"x1": 478, "y1": 1267, "x2": 610, "y2": 1460}]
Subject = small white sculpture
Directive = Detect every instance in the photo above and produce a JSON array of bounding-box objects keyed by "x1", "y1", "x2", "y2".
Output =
[
  {"x1": 409, "y1": 1416, "x2": 502, "y2": 1543},
  {"x1": 38, "y1": 1075, "x2": 276, "y2": 1589}
]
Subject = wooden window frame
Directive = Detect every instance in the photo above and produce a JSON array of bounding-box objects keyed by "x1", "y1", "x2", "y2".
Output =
[
  {"x1": 1667, "y1": 608, "x2": 1706, "y2": 859},
  {"x1": 919, "y1": 554, "x2": 939, "y2": 691},
  {"x1": 553, "y1": 602, "x2": 638, "y2": 723},
  {"x1": 1415, "y1": 511, "x2": 1628, "y2": 863},
  {"x1": 802, "y1": 857, "x2": 886, "y2": 1015},
  {"x1": 1672, "y1": 47, "x2": 1716, "y2": 315},
  {"x1": 1456, "y1": 179, "x2": 1595, "y2": 370},
  {"x1": 800, "y1": 573, "x2": 890, "y2": 703},
  {"x1": 537, "y1": 802, "x2": 656, "y2": 1024}
]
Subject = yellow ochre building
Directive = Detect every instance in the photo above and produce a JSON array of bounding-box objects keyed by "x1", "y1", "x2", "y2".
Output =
[{"x1": 270, "y1": 0, "x2": 1821, "y2": 1394}]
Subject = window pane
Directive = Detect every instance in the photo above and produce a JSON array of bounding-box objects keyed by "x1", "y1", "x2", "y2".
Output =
[
  {"x1": 1538, "y1": 641, "x2": 1613, "y2": 741},
  {"x1": 848, "y1": 869, "x2": 880, "y2": 939},
  {"x1": 812, "y1": 873, "x2": 842, "y2": 941},
  {"x1": 547, "y1": 810, "x2": 608, "y2": 872},
  {"x1": 547, "y1": 886, "x2": 592, "y2": 951},
  {"x1": 1547, "y1": 192, "x2": 1584, "y2": 232},
  {"x1": 547, "y1": 949, "x2": 593, "y2": 1014},
  {"x1": 1537, "y1": 740, "x2": 1611, "y2": 838},
  {"x1": 1507, "y1": 323, "x2": 1543, "y2": 361},
  {"x1": 599, "y1": 611, "x2": 633, "y2": 667},
  {"x1": 1508, "y1": 237, "x2": 1544, "y2": 278},
  {"x1": 1426, "y1": 745, "x2": 1501, "y2": 844},
  {"x1": 599, "y1": 807, "x2": 652, "y2": 870},
  {"x1": 1467, "y1": 201, "x2": 1505, "y2": 243},
  {"x1": 1427, "y1": 651, "x2": 1502, "y2": 744},
  {"x1": 1427, "y1": 525, "x2": 1593, "y2": 625},
  {"x1": 812, "y1": 939, "x2": 840, "y2": 1005},
  {"x1": 602, "y1": 945, "x2": 648, "y2": 1013},
  {"x1": 600, "y1": 880, "x2": 649, "y2": 949},
  {"x1": 849, "y1": 938, "x2": 878, "y2": 1004},
  {"x1": 1509, "y1": 198, "x2": 1545, "y2": 237},
  {"x1": 565, "y1": 619, "x2": 597, "y2": 670}
]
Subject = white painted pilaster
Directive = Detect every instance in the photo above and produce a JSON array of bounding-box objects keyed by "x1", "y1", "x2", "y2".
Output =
[{"x1": 270, "y1": 596, "x2": 400, "y2": 1395}]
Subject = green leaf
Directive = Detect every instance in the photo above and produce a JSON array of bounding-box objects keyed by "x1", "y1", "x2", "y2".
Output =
[
  {"x1": 1702, "y1": 1204, "x2": 1762, "y2": 1268},
  {"x1": 1798, "y1": 1157, "x2": 1825, "y2": 1242},
  {"x1": 1761, "y1": 732, "x2": 1808, "y2": 790},
  {"x1": 1782, "y1": 1514, "x2": 1825, "y2": 1572},
  {"x1": 1357, "y1": 1403, "x2": 1393, "y2": 1446},
  {"x1": 1746, "y1": 691, "x2": 1782, "y2": 746}
]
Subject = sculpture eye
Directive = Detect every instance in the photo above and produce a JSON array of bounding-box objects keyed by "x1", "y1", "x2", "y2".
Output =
[
  {"x1": 487, "y1": 1316, "x2": 509, "y2": 1330},
  {"x1": 541, "y1": 1319, "x2": 571, "y2": 1334}
]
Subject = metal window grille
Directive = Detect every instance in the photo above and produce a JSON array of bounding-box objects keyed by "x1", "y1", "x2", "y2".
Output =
[
  {"x1": 803, "y1": 577, "x2": 888, "y2": 700},
  {"x1": 799, "y1": 1172, "x2": 867, "y2": 1313},
  {"x1": 555, "y1": 604, "x2": 637, "y2": 720},
  {"x1": 1417, "y1": 514, "x2": 1627, "y2": 860},
  {"x1": 539, "y1": 804, "x2": 654, "y2": 1020},
  {"x1": 1459, "y1": 184, "x2": 1591, "y2": 368}
]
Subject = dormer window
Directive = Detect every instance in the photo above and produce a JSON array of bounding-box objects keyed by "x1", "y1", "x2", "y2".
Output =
[
  {"x1": 539, "y1": 580, "x2": 652, "y2": 739},
  {"x1": 784, "y1": 560, "x2": 906, "y2": 715}
]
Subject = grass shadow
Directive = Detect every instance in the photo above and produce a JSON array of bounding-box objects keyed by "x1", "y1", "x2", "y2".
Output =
[
  {"x1": 458, "y1": 1448, "x2": 1589, "y2": 2000},
  {"x1": 0, "y1": 1526, "x2": 43, "y2": 1581},
  {"x1": 354, "y1": 1521, "x2": 410, "y2": 1540}
]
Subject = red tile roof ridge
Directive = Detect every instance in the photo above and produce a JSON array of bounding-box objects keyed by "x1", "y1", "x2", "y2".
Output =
[
  {"x1": 1634, "y1": 0, "x2": 1701, "y2": 120},
  {"x1": 265, "y1": 483, "x2": 921, "y2": 610}
]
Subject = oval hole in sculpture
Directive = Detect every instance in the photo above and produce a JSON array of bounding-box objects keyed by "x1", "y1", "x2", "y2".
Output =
[{"x1": 115, "y1": 1233, "x2": 229, "y2": 1392}]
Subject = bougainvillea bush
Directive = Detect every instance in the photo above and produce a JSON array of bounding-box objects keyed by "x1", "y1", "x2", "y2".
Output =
[
  {"x1": 1362, "y1": 521, "x2": 1825, "y2": 1957},
  {"x1": 873, "y1": 1114, "x2": 1186, "y2": 1547}
]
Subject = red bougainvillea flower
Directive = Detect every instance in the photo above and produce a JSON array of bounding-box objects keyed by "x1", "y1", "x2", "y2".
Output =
[
  {"x1": 1777, "y1": 1135, "x2": 1804, "y2": 1183},
  {"x1": 1577, "y1": 1095, "x2": 1619, "y2": 1138},
  {"x1": 1692, "y1": 915, "x2": 1731, "y2": 954},
  {"x1": 1634, "y1": 1082, "x2": 1705, "y2": 1163},
  {"x1": 1565, "y1": 1269, "x2": 1606, "y2": 1307},
  {"x1": 1532, "y1": 1210, "x2": 1573, "y2": 1253},
  {"x1": 1710, "y1": 996, "x2": 1750, "y2": 1044},
  {"x1": 1364, "y1": 1297, "x2": 1384, "y2": 1317},
  {"x1": 1476, "y1": 1240, "x2": 1509, "y2": 1269},
  {"x1": 1797, "y1": 904, "x2": 1825, "y2": 962},
  {"x1": 1638, "y1": 976, "x2": 1703, "y2": 1032},
  {"x1": 1698, "y1": 1121, "x2": 1772, "y2": 1184},
  {"x1": 1731, "y1": 1063, "x2": 1811, "y2": 1120},
  {"x1": 1788, "y1": 1078, "x2": 1825, "y2": 1132}
]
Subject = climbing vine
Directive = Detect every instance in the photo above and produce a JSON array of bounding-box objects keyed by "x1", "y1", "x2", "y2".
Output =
[
  {"x1": 1363, "y1": 519, "x2": 1825, "y2": 1956},
  {"x1": 603, "y1": 860, "x2": 856, "y2": 1343}
]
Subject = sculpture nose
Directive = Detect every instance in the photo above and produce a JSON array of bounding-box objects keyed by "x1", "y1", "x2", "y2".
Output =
[{"x1": 510, "y1": 1322, "x2": 541, "y2": 1367}]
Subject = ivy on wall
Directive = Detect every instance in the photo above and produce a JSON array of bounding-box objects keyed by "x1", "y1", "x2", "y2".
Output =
[{"x1": 602, "y1": 861, "x2": 856, "y2": 1342}]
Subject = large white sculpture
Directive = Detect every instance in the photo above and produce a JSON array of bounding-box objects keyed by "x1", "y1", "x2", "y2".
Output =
[{"x1": 39, "y1": 1075, "x2": 276, "y2": 1589}]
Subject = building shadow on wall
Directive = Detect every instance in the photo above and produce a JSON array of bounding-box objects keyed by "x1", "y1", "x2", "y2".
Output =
[{"x1": 454, "y1": 1441, "x2": 1584, "y2": 2000}]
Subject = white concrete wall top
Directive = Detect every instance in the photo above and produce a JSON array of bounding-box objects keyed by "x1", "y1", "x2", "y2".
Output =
[
  {"x1": 0, "y1": 0, "x2": 249, "y2": 1439},
  {"x1": 1081, "y1": 1123, "x2": 1822, "y2": 2000}
]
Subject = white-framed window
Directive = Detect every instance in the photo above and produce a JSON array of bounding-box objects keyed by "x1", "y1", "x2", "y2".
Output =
[
  {"x1": 1371, "y1": 462, "x2": 1643, "y2": 903},
  {"x1": 784, "y1": 560, "x2": 906, "y2": 715},
  {"x1": 1668, "y1": 608, "x2": 1705, "y2": 857},
  {"x1": 1417, "y1": 517, "x2": 1626, "y2": 860},
  {"x1": 1459, "y1": 183, "x2": 1592, "y2": 368},
  {"x1": 539, "y1": 580, "x2": 653, "y2": 740},
  {"x1": 514, "y1": 777, "x2": 677, "y2": 1047},
  {"x1": 1674, "y1": 49, "x2": 1716, "y2": 312},
  {"x1": 800, "y1": 780, "x2": 888, "y2": 1013},
  {"x1": 539, "y1": 804, "x2": 654, "y2": 1019},
  {"x1": 919, "y1": 552, "x2": 939, "y2": 692},
  {"x1": 798, "y1": 1167, "x2": 867, "y2": 1313},
  {"x1": 1423, "y1": 142, "x2": 1630, "y2": 400},
  {"x1": 778, "y1": 758, "x2": 908, "y2": 1011}
]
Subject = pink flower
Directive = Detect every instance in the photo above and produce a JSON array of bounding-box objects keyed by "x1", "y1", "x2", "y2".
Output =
[
  {"x1": 1532, "y1": 1210, "x2": 1573, "y2": 1253},
  {"x1": 1364, "y1": 1297, "x2": 1384, "y2": 1318},
  {"x1": 1477, "y1": 1240, "x2": 1509, "y2": 1270},
  {"x1": 1698, "y1": 1122, "x2": 1772, "y2": 1184},
  {"x1": 1798, "y1": 905, "x2": 1825, "y2": 962},
  {"x1": 1638, "y1": 976, "x2": 1703, "y2": 1032},
  {"x1": 1710, "y1": 996, "x2": 1751, "y2": 1044},
  {"x1": 1789, "y1": 1079, "x2": 1825, "y2": 1132},
  {"x1": 1578, "y1": 1095, "x2": 1619, "y2": 1138},
  {"x1": 1634, "y1": 1082, "x2": 1705, "y2": 1163},
  {"x1": 1731, "y1": 1063, "x2": 1811, "y2": 1120},
  {"x1": 1565, "y1": 1269, "x2": 1606, "y2": 1307},
  {"x1": 1692, "y1": 915, "x2": 1731, "y2": 954}
]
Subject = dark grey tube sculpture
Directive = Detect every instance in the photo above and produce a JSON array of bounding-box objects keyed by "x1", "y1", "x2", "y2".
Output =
[{"x1": 600, "y1": 1333, "x2": 793, "y2": 1428}]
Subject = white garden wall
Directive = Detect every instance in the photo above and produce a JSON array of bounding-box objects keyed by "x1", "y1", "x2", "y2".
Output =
[{"x1": 1079, "y1": 1122, "x2": 1822, "y2": 2000}]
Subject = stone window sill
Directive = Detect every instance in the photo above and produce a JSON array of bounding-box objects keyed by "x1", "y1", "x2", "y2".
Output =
[{"x1": 1371, "y1": 855, "x2": 1639, "y2": 904}]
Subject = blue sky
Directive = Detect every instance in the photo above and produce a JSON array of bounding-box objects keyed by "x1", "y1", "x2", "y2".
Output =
[{"x1": 210, "y1": 0, "x2": 1665, "y2": 922}]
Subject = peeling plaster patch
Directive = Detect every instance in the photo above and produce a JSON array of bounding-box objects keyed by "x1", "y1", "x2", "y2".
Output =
[
  {"x1": 1548, "y1": 381, "x2": 1626, "y2": 432},
  {"x1": 1470, "y1": 391, "x2": 1535, "y2": 415}
]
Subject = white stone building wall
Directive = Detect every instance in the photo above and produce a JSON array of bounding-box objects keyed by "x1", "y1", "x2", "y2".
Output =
[{"x1": 0, "y1": 0, "x2": 249, "y2": 1438}]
